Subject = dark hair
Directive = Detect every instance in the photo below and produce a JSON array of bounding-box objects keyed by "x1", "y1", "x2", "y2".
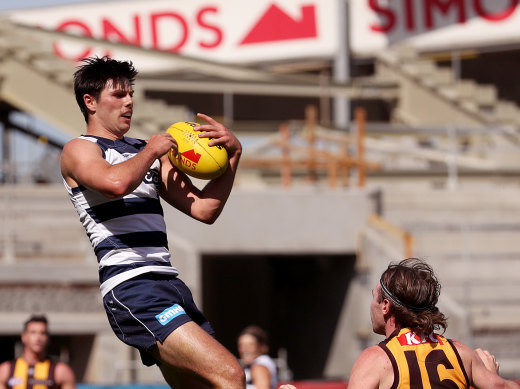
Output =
[
  {"x1": 23, "y1": 314, "x2": 49, "y2": 333},
  {"x1": 239, "y1": 325, "x2": 269, "y2": 348},
  {"x1": 73, "y1": 56, "x2": 138, "y2": 123},
  {"x1": 379, "y1": 258, "x2": 447, "y2": 335}
]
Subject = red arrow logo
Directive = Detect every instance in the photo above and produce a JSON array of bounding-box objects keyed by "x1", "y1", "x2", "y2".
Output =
[
  {"x1": 181, "y1": 149, "x2": 201, "y2": 163},
  {"x1": 240, "y1": 4, "x2": 317, "y2": 45}
]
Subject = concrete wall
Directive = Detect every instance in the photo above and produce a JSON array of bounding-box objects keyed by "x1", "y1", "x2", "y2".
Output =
[{"x1": 165, "y1": 187, "x2": 372, "y2": 254}]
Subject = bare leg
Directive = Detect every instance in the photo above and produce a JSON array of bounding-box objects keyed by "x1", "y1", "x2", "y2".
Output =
[{"x1": 149, "y1": 321, "x2": 245, "y2": 389}]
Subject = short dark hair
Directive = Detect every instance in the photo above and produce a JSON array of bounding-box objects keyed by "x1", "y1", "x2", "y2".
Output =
[
  {"x1": 73, "y1": 56, "x2": 138, "y2": 123},
  {"x1": 23, "y1": 314, "x2": 49, "y2": 333},
  {"x1": 379, "y1": 258, "x2": 447, "y2": 335},
  {"x1": 239, "y1": 325, "x2": 269, "y2": 347}
]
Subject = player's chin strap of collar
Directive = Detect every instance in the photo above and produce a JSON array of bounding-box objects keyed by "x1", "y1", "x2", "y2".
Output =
[{"x1": 379, "y1": 278, "x2": 434, "y2": 312}]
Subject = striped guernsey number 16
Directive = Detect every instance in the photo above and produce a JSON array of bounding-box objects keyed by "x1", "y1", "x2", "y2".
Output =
[{"x1": 404, "y1": 350, "x2": 459, "y2": 388}]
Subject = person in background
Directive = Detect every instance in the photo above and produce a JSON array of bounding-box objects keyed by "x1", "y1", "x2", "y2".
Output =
[
  {"x1": 0, "y1": 315, "x2": 76, "y2": 389},
  {"x1": 238, "y1": 325, "x2": 278, "y2": 389},
  {"x1": 280, "y1": 258, "x2": 519, "y2": 389}
]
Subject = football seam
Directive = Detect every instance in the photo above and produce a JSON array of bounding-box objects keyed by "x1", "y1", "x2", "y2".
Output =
[{"x1": 198, "y1": 140, "x2": 226, "y2": 172}]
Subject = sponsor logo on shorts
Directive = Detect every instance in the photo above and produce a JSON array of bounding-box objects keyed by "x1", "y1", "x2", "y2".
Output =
[{"x1": 156, "y1": 304, "x2": 186, "y2": 325}]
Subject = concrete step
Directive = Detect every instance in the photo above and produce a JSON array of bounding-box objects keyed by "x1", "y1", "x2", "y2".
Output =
[
  {"x1": 413, "y1": 230, "x2": 520, "y2": 254},
  {"x1": 421, "y1": 257, "x2": 520, "y2": 283},
  {"x1": 470, "y1": 304, "x2": 520, "y2": 331},
  {"x1": 494, "y1": 100, "x2": 520, "y2": 125},
  {"x1": 439, "y1": 80, "x2": 498, "y2": 107},
  {"x1": 382, "y1": 188, "x2": 520, "y2": 210},
  {"x1": 376, "y1": 45, "x2": 520, "y2": 127},
  {"x1": 442, "y1": 283, "x2": 520, "y2": 305}
]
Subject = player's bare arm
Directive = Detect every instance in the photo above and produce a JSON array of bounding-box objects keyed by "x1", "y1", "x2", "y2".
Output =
[
  {"x1": 250, "y1": 364, "x2": 271, "y2": 389},
  {"x1": 55, "y1": 362, "x2": 76, "y2": 389},
  {"x1": 0, "y1": 361, "x2": 10, "y2": 389},
  {"x1": 159, "y1": 113, "x2": 242, "y2": 224},
  {"x1": 474, "y1": 348, "x2": 519, "y2": 389},
  {"x1": 347, "y1": 345, "x2": 393, "y2": 389},
  {"x1": 453, "y1": 340, "x2": 519, "y2": 389},
  {"x1": 61, "y1": 133, "x2": 175, "y2": 198}
]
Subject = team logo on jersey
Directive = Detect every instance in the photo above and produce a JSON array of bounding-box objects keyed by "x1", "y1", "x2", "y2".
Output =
[
  {"x1": 397, "y1": 330, "x2": 443, "y2": 346},
  {"x1": 156, "y1": 304, "x2": 186, "y2": 325},
  {"x1": 7, "y1": 378, "x2": 22, "y2": 386},
  {"x1": 144, "y1": 168, "x2": 160, "y2": 185}
]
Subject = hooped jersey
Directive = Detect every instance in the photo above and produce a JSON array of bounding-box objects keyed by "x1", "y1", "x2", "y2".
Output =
[
  {"x1": 378, "y1": 328, "x2": 469, "y2": 389},
  {"x1": 64, "y1": 135, "x2": 179, "y2": 297},
  {"x1": 7, "y1": 358, "x2": 57, "y2": 389}
]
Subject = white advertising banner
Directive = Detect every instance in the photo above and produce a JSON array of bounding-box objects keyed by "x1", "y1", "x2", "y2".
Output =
[
  {"x1": 8, "y1": 0, "x2": 340, "y2": 67},
  {"x1": 9, "y1": 0, "x2": 520, "y2": 65},
  {"x1": 350, "y1": 0, "x2": 520, "y2": 57}
]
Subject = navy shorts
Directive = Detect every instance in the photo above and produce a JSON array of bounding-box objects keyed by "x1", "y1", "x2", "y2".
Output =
[{"x1": 102, "y1": 273, "x2": 214, "y2": 366}]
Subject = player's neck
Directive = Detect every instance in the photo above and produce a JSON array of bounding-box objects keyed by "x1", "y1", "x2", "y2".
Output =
[
  {"x1": 86, "y1": 126, "x2": 123, "y2": 140},
  {"x1": 384, "y1": 317, "x2": 400, "y2": 338},
  {"x1": 22, "y1": 350, "x2": 45, "y2": 365},
  {"x1": 86, "y1": 119, "x2": 126, "y2": 140}
]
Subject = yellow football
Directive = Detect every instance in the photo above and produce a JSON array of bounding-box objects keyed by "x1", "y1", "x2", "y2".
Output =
[{"x1": 166, "y1": 121, "x2": 228, "y2": 180}]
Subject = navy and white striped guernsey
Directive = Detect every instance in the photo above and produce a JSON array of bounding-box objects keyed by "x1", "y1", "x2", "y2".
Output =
[{"x1": 64, "y1": 135, "x2": 178, "y2": 297}]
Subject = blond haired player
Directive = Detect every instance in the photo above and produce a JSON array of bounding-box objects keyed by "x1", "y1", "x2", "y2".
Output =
[{"x1": 281, "y1": 258, "x2": 519, "y2": 389}]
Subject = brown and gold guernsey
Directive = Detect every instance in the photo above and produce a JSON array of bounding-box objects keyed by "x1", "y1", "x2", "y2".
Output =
[
  {"x1": 7, "y1": 358, "x2": 57, "y2": 389},
  {"x1": 379, "y1": 328, "x2": 470, "y2": 389}
]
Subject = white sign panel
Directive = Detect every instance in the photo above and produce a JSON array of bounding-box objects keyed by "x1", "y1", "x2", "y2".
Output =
[
  {"x1": 9, "y1": 0, "x2": 339, "y2": 67},
  {"x1": 350, "y1": 0, "x2": 520, "y2": 57}
]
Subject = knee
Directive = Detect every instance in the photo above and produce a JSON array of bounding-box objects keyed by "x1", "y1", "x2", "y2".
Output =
[
  {"x1": 234, "y1": 364, "x2": 246, "y2": 386},
  {"x1": 220, "y1": 359, "x2": 246, "y2": 389}
]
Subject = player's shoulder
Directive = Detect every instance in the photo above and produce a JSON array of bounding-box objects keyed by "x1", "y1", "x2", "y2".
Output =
[
  {"x1": 63, "y1": 136, "x2": 96, "y2": 150},
  {"x1": 349, "y1": 346, "x2": 392, "y2": 389},
  {"x1": 54, "y1": 362, "x2": 75, "y2": 382},
  {"x1": 55, "y1": 361, "x2": 74, "y2": 372},
  {"x1": 355, "y1": 345, "x2": 391, "y2": 367},
  {"x1": 437, "y1": 337, "x2": 475, "y2": 367},
  {"x1": 0, "y1": 360, "x2": 13, "y2": 381},
  {"x1": 449, "y1": 338, "x2": 473, "y2": 358},
  {"x1": 445, "y1": 338, "x2": 475, "y2": 378},
  {"x1": 62, "y1": 136, "x2": 103, "y2": 157}
]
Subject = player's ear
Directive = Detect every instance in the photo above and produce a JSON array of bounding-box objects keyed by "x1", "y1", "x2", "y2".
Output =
[
  {"x1": 382, "y1": 298, "x2": 391, "y2": 314},
  {"x1": 83, "y1": 94, "x2": 96, "y2": 111}
]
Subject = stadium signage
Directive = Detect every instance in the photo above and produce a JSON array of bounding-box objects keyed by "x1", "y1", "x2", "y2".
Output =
[
  {"x1": 370, "y1": 0, "x2": 518, "y2": 32},
  {"x1": 351, "y1": 0, "x2": 520, "y2": 57},
  {"x1": 8, "y1": 0, "x2": 339, "y2": 66},
  {"x1": 10, "y1": 0, "x2": 519, "y2": 63}
]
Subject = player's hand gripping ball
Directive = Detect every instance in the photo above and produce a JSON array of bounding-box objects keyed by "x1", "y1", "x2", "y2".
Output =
[{"x1": 166, "y1": 121, "x2": 228, "y2": 180}]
